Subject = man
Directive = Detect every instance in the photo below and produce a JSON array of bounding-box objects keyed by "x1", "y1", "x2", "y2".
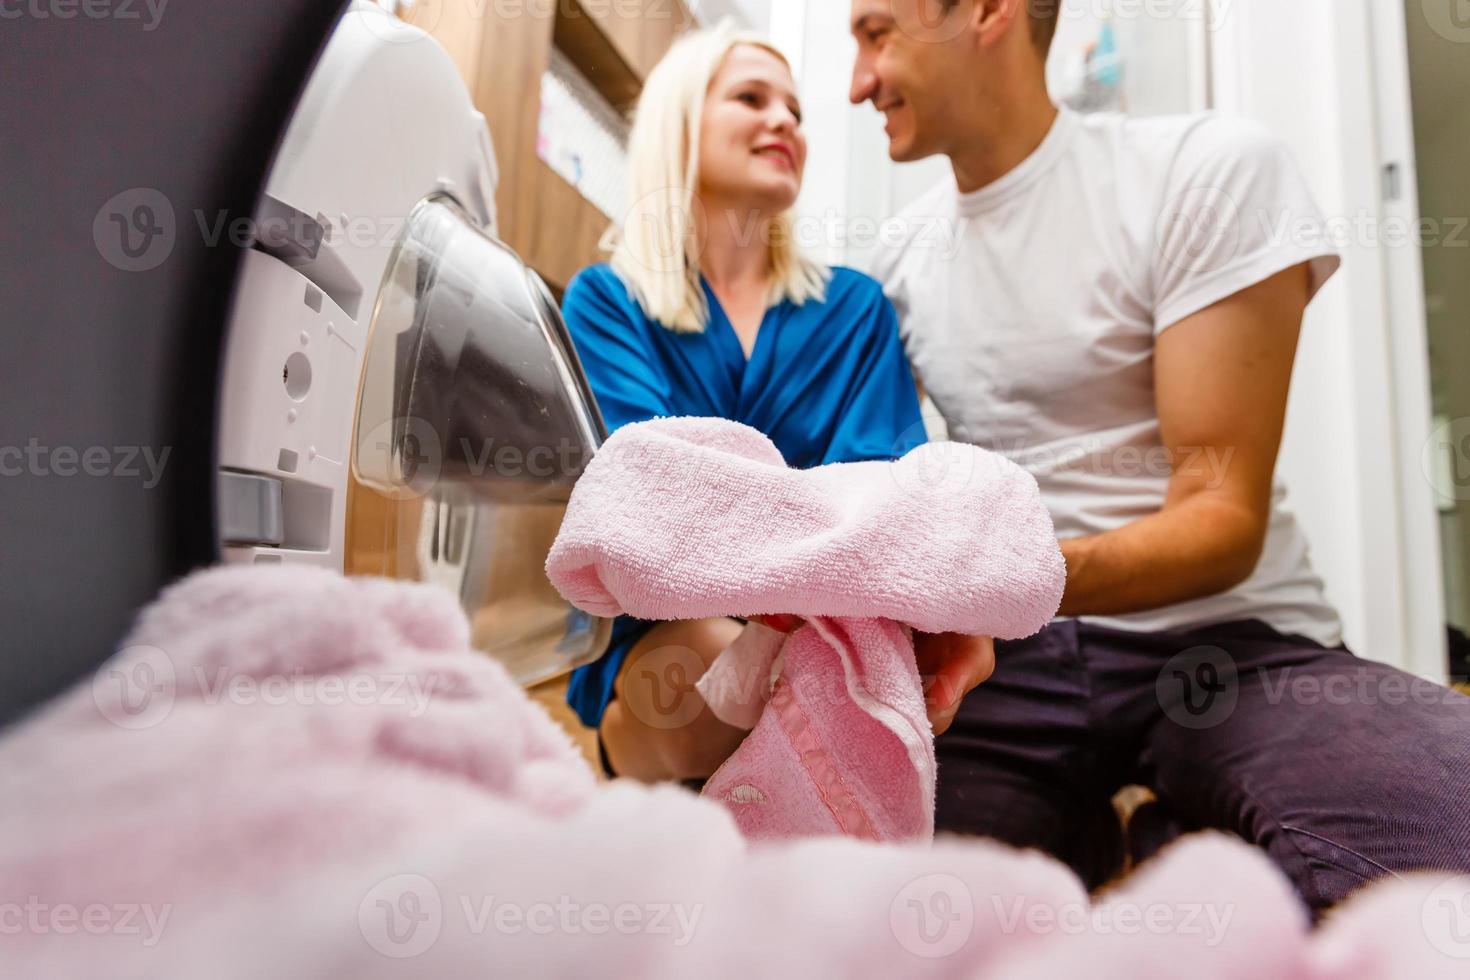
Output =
[{"x1": 855, "y1": 0, "x2": 1470, "y2": 908}]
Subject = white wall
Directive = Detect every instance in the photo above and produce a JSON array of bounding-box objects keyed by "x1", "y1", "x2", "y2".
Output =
[{"x1": 689, "y1": 0, "x2": 769, "y2": 29}]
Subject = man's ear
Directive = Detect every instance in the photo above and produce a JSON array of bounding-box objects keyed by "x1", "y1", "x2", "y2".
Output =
[{"x1": 972, "y1": 0, "x2": 1025, "y2": 49}]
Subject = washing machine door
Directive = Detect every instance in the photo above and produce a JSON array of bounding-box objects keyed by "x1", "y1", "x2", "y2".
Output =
[{"x1": 347, "y1": 195, "x2": 610, "y2": 686}]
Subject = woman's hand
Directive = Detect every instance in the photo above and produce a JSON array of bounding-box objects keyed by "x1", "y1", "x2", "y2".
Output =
[{"x1": 754, "y1": 617, "x2": 995, "y2": 737}]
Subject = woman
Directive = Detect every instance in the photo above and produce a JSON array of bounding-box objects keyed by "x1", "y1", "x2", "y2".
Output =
[{"x1": 562, "y1": 24, "x2": 991, "y2": 783}]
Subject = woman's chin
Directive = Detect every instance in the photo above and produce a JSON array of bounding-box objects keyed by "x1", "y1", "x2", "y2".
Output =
[
  {"x1": 702, "y1": 176, "x2": 800, "y2": 216},
  {"x1": 744, "y1": 176, "x2": 801, "y2": 213}
]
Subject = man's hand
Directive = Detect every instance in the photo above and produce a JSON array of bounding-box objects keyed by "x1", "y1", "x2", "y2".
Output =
[
  {"x1": 758, "y1": 617, "x2": 995, "y2": 736},
  {"x1": 914, "y1": 631, "x2": 995, "y2": 735}
]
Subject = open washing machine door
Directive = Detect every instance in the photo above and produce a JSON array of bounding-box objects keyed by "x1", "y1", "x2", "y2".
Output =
[
  {"x1": 215, "y1": 4, "x2": 610, "y2": 686},
  {"x1": 1, "y1": 1, "x2": 608, "y2": 726}
]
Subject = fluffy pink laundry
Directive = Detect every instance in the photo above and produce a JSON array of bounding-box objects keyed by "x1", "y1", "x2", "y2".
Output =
[
  {"x1": 986, "y1": 832, "x2": 1313, "y2": 979},
  {"x1": 1, "y1": 565, "x2": 1465, "y2": 978},
  {"x1": 1306, "y1": 873, "x2": 1470, "y2": 980},
  {"x1": 546, "y1": 416, "x2": 1066, "y2": 841}
]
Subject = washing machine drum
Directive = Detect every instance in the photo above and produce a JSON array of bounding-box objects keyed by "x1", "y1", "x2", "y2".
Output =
[{"x1": 1, "y1": 1, "x2": 609, "y2": 725}]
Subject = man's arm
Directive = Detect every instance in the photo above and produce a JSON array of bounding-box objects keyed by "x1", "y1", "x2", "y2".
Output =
[{"x1": 1058, "y1": 262, "x2": 1310, "y2": 617}]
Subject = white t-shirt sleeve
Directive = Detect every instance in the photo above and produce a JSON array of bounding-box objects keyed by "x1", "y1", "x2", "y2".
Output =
[{"x1": 1150, "y1": 116, "x2": 1341, "y2": 334}]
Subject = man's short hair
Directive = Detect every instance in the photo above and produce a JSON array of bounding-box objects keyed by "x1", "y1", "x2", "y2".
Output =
[{"x1": 940, "y1": 0, "x2": 1061, "y2": 54}]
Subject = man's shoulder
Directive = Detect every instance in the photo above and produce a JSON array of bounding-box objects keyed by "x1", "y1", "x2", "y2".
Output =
[{"x1": 1079, "y1": 109, "x2": 1285, "y2": 173}]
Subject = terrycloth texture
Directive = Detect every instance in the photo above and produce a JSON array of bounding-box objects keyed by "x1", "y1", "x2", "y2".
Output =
[
  {"x1": 4, "y1": 565, "x2": 1468, "y2": 979},
  {"x1": 545, "y1": 417, "x2": 1066, "y2": 841},
  {"x1": 702, "y1": 616, "x2": 933, "y2": 840},
  {"x1": 546, "y1": 417, "x2": 1065, "y2": 634}
]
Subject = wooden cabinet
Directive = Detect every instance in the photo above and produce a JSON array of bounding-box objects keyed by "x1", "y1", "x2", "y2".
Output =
[{"x1": 405, "y1": 0, "x2": 694, "y2": 290}]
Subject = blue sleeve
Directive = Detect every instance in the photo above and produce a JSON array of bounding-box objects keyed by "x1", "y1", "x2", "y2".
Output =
[
  {"x1": 821, "y1": 280, "x2": 927, "y2": 465},
  {"x1": 565, "y1": 614, "x2": 653, "y2": 732},
  {"x1": 561, "y1": 266, "x2": 674, "y2": 432},
  {"x1": 560, "y1": 267, "x2": 666, "y2": 731}
]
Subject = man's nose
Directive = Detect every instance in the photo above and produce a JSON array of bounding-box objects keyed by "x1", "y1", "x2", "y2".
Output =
[{"x1": 850, "y1": 59, "x2": 878, "y2": 106}]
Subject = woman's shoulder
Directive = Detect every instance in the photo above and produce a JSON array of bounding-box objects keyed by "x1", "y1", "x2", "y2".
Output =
[
  {"x1": 566, "y1": 262, "x2": 627, "y2": 301},
  {"x1": 810, "y1": 266, "x2": 896, "y2": 331},
  {"x1": 820, "y1": 265, "x2": 892, "y2": 308},
  {"x1": 563, "y1": 263, "x2": 650, "y2": 329}
]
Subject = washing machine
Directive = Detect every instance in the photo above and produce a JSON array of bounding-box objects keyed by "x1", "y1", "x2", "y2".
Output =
[{"x1": 1, "y1": 1, "x2": 610, "y2": 726}]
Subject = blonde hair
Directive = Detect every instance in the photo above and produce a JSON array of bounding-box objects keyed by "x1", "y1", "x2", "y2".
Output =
[{"x1": 602, "y1": 21, "x2": 829, "y2": 334}]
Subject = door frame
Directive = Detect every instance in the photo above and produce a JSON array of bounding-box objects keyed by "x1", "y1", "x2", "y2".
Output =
[
  {"x1": 1208, "y1": 0, "x2": 1448, "y2": 680},
  {"x1": 1364, "y1": 0, "x2": 1451, "y2": 680}
]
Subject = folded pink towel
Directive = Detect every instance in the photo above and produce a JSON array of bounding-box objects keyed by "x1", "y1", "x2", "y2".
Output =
[
  {"x1": 545, "y1": 417, "x2": 1066, "y2": 841},
  {"x1": 5, "y1": 566, "x2": 1467, "y2": 978}
]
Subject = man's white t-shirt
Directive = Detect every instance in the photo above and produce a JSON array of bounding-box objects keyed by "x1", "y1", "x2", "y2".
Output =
[{"x1": 872, "y1": 107, "x2": 1344, "y2": 645}]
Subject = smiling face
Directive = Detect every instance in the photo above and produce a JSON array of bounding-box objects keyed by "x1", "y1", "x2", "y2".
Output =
[
  {"x1": 696, "y1": 44, "x2": 807, "y2": 213},
  {"x1": 849, "y1": 0, "x2": 979, "y2": 162}
]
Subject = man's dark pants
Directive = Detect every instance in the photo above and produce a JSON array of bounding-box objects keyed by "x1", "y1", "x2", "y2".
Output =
[{"x1": 933, "y1": 618, "x2": 1470, "y2": 910}]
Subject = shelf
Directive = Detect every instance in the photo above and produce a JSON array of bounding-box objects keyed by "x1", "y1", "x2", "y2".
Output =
[
  {"x1": 552, "y1": 1, "x2": 643, "y2": 114},
  {"x1": 406, "y1": 0, "x2": 693, "y2": 289},
  {"x1": 517, "y1": 161, "x2": 610, "y2": 291}
]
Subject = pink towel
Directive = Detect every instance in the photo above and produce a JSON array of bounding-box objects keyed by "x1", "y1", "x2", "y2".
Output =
[
  {"x1": 5, "y1": 565, "x2": 1468, "y2": 979},
  {"x1": 545, "y1": 417, "x2": 1067, "y2": 841}
]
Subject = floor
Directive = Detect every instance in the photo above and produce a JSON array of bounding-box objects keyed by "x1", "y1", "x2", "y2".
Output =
[{"x1": 528, "y1": 675, "x2": 605, "y2": 780}]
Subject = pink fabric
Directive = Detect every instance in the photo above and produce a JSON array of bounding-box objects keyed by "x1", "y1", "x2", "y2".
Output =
[
  {"x1": 3, "y1": 565, "x2": 1467, "y2": 979},
  {"x1": 545, "y1": 417, "x2": 1067, "y2": 841}
]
